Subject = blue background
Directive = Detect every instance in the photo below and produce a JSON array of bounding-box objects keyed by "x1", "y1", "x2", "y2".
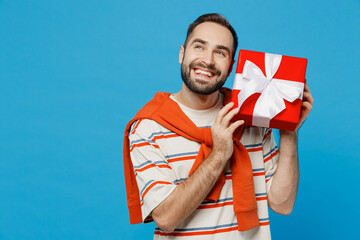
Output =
[{"x1": 1, "y1": 0, "x2": 359, "y2": 239}]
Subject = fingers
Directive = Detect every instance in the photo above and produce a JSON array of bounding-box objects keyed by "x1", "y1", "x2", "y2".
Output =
[
  {"x1": 301, "y1": 101, "x2": 312, "y2": 112},
  {"x1": 222, "y1": 107, "x2": 239, "y2": 126},
  {"x1": 228, "y1": 120, "x2": 245, "y2": 133},
  {"x1": 298, "y1": 99, "x2": 312, "y2": 125},
  {"x1": 303, "y1": 84, "x2": 314, "y2": 105},
  {"x1": 213, "y1": 101, "x2": 243, "y2": 136},
  {"x1": 215, "y1": 102, "x2": 240, "y2": 128},
  {"x1": 213, "y1": 102, "x2": 243, "y2": 136},
  {"x1": 215, "y1": 102, "x2": 234, "y2": 124},
  {"x1": 304, "y1": 82, "x2": 309, "y2": 91},
  {"x1": 303, "y1": 83, "x2": 310, "y2": 96},
  {"x1": 303, "y1": 92, "x2": 314, "y2": 105},
  {"x1": 295, "y1": 82, "x2": 314, "y2": 131}
]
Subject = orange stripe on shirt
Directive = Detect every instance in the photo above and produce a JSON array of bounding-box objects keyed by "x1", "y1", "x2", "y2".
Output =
[
  {"x1": 263, "y1": 129, "x2": 272, "y2": 141},
  {"x1": 260, "y1": 222, "x2": 270, "y2": 226},
  {"x1": 247, "y1": 147, "x2": 263, "y2": 152},
  {"x1": 225, "y1": 175, "x2": 232, "y2": 180},
  {"x1": 141, "y1": 181, "x2": 173, "y2": 200},
  {"x1": 256, "y1": 196, "x2": 268, "y2": 201},
  {"x1": 264, "y1": 149, "x2": 279, "y2": 163},
  {"x1": 253, "y1": 172, "x2": 265, "y2": 176},
  {"x1": 168, "y1": 155, "x2": 196, "y2": 163},
  {"x1": 152, "y1": 133, "x2": 179, "y2": 141},
  {"x1": 136, "y1": 163, "x2": 172, "y2": 172},
  {"x1": 130, "y1": 142, "x2": 159, "y2": 152},
  {"x1": 155, "y1": 226, "x2": 239, "y2": 237},
  {"x1": 131, "y1": 119, "x2": 142, "y2": 134}
]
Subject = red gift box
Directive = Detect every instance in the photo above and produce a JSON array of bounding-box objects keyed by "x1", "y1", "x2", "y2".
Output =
[{"x1": 231, "y1": 49, "x2": 308, "y2": 131}]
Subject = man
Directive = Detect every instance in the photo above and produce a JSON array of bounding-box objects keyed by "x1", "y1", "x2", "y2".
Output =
[{"x1": 123, "y1": 13, "x2": 314, "y2": 239}]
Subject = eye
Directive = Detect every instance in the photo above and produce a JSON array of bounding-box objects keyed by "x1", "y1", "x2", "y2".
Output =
[
  {"x1": 195, "y1": 45, "x2": 203, "y2": 50},
  {"x1": 216, "y1": 51, "x2": 225, "y2": 56}
]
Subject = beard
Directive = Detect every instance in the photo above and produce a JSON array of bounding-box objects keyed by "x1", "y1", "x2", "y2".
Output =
[{"x1": 181, "y1": 60, "x2": 228, "y2": 95}]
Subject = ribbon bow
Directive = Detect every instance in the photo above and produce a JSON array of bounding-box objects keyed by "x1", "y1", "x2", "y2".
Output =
[{"x1": 233, "y1": 53, "x2": 304, "y2": 127}]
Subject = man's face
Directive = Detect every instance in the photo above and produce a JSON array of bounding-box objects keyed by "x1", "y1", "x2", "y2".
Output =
[{"x1": 179, "y1": 22, "x2": 234, "y2": 95}]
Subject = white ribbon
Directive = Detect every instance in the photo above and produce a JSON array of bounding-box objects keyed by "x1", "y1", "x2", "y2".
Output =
[{"x1": 233, "y1": 53, "x2": 304, "y2": 127}]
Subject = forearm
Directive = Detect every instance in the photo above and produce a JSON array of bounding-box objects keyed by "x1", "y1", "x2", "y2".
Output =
[
  {"x1": 151, "y1": 150, "x2": 227, "y2": 233},
  {"x1": 152, "y1": 102, "x2": 243, "y2": 233},
  {"x1": 268, "y1": 130, "x2": 299, "y2": 215}
]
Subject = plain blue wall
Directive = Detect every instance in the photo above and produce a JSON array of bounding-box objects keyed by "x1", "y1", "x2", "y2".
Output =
[{"x1": 1, "y1": 0, "x2": 359, "y2": 239}]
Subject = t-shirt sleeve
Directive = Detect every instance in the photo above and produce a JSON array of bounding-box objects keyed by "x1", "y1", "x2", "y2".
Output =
[
  {"x1": 128, "y1": 119, "x2": 177, "y2": 223},
  {"x1": 261, "y1": 128, "x2": 279, "y2": 193}
]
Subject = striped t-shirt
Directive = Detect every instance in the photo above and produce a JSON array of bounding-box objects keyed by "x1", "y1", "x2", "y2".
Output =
[{"x1": 129, "y1": 94, "x2": 279, "y2": 240}]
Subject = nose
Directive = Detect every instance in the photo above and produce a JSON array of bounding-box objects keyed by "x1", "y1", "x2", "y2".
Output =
[{"x1": 201, "y1": 50, "x2": 215, "y2": 66}]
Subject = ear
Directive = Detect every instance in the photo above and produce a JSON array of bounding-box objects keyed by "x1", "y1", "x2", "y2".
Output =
[
  {"x1": 227, "y1": 59, "x2": 236, "y2": 77},
  {"x1": 179, "y1": 45, "x2": 185, "y2": 64}
]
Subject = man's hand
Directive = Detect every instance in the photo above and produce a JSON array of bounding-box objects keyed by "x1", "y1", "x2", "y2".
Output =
[
  {"x1": 211, "y1": 102, "x2": 244, "y2": 161},
  {"x1": 151, "y1": 101, "x2": 244, "y2": 233},
  {"x1": 294, "y1": 82, "x2": 314, "y2": 131}
]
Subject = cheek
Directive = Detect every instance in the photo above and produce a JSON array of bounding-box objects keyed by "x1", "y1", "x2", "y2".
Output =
[
  {"x1": 219, "y1": 62, "x2": 231, "y2": 74},
  {"x1": 185, "y1": 50, "x2": 202, "y2": 62}
]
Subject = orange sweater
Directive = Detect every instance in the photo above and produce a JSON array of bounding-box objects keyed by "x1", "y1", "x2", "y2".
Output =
[{"x1": 123, "y1": 88, "x2": 259, "y2": 231}]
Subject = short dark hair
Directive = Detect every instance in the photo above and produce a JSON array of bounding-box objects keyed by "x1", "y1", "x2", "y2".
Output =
[{"x1": 184, "y1": 13, "x2": 238, "y2": 60}]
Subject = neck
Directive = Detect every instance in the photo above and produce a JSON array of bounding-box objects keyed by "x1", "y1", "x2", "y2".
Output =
[{"x1": 173, "y1": 83, "x2": 220, "y2": 110}]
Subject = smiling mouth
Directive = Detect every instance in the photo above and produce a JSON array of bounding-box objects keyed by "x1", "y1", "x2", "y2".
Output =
[
  {"x1": 192, "y1": 68, "x2": 218, "y2": 80},
  {"x1": 194, "y1": 68, "x2": 215, "y2": 77}
]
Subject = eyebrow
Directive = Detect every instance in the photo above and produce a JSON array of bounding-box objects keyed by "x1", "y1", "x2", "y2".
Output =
[
  {"x1": 190, "y1": 38, "x2": 231, "y2": 55},
  {"x1": 191, "y1": 38, "x2": 207, "y2": 45}
]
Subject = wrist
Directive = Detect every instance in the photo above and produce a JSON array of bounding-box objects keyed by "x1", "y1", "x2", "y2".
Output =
[
  {"x1": 280, "y1": 130, "x2": 298, "y2": 138},
  {"x1": 207, "y1": 149, "x2": 229, "y2": 171}
]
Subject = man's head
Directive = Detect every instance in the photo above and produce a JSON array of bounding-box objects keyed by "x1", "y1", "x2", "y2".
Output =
[
  {"x1": 179, "y1": 13, "x2": 238, "y2": 95},
  {"x1": 184, "y1": 14, "x2": 238, "y2": 61}
]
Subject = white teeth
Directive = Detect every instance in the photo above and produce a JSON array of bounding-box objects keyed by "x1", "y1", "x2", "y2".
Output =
[{"x1": 195, "y1": 69, "x2": 213, "y2": 77}]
